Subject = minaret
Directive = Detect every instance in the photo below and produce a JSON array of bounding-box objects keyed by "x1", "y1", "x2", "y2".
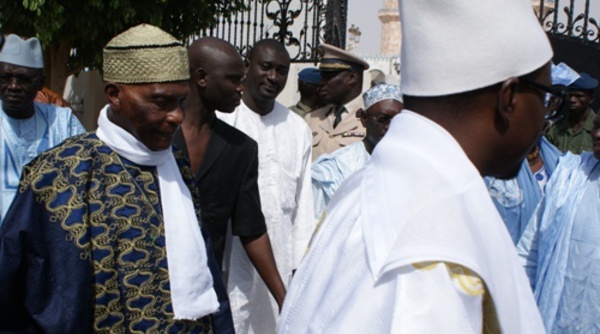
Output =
[
  {"x1": 378, "y1": 0, "x2": 401, "y2": 55},
  {"x1": 531, "y1": 0, "x2": 555, "y2": 17}
]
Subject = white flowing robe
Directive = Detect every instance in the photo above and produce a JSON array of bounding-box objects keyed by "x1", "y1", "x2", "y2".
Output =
[
  {"x1": 217, "y1": 101, "x2": 314, "y2": 334},
  {"x1": 278, "y1": 110, "x2": 545, "y2": 333},
  {"x1": 0, "y1": 102, "x2": 85, "y2": 223}
]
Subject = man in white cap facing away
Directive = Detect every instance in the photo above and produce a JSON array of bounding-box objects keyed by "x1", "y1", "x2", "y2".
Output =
[
  {"x1": 0, "y1": 34, "x2": 85, "y2": 224},
  {"x1": 305, "y1": 43, "x2": 370, "y2": 161},
  {"x1": 485, "y1": 62, "x2": 575, "y2": 246},
  {"x1": 278, "y1": 0, "x2": 554, "y2": 332},
  {"x1": 311, "y1": 83, "x2": 402, "y2": 222},
  {"x1": 0, "y1": 24, "x2": 233, "y2": 333}
]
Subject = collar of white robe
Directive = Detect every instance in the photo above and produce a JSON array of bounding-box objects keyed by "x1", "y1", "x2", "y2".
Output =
[{"x1": 96, "y1": 105, "x2": 219, "y2": 320}]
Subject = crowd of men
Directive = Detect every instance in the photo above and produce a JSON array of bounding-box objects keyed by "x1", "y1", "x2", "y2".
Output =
[{"x1": 0, "y1": 0, "x2": 598, "y2": 333}]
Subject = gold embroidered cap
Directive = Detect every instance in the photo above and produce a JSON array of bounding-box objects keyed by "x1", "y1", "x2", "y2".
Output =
[
  {"x1": 318, "y1": 43, "x2": 369, "y2": 72},
  {"x1": 103, "y1": 24, "x2": 189, "y2": 84}
]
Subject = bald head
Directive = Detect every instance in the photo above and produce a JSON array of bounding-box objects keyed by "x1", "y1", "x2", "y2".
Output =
[
  {"x1": 186, "y1": 37, "x2": 245, "y2": 113},
  {"x1": 188, "y1": 37, "x2": 242, "y2": 74}
]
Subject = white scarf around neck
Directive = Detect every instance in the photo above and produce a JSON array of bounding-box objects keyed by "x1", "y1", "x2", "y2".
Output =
[{"x1": 96, "y1": 105, "x2": 219, "y2": 320}]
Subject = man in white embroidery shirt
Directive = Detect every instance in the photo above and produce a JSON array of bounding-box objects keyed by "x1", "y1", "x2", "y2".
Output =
[
  {"x1": 217, "y1": 39, "x2": 314, "y2": 334},
  {"x1": 278, "y1": 0, "x2": 554, "y2": 333},
  {"x1": 0, "y1": 34, "x2": 85, "y2": 223}
]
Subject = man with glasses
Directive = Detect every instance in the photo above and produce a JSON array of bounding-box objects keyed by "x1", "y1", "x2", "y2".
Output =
[
  {"x1": 518, "y1": 108, "x2": 600, "y2": 333},
  {"x1": 305, "y1": 44, "x2": 369, "y2": 161},
  {"x1": 278, "y1": 0, "x2": 552, "y2": 331},
  {"x1": 311, "y1": 83, "x2": 402, "y2": 222},
  {"x1": 486, "y1": 63, "x2": 573, "y2": 245},
  {"x1": 546, "y1": 72, "x2": 598, "y2": 154},
  {"x1": 0, "y1": 34, "x2": 85, "y2": 223}
]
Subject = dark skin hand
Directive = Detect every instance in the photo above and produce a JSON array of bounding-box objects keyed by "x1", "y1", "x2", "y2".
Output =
[{"x1": 240, "y1": 233, "x2": 286, "y2": 311}]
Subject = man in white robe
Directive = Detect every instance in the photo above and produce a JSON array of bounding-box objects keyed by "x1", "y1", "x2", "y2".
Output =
[
  {"x1": 278, "y1": 0, "x2": 554, "y2": 332},
  {"x1": 0, "y1": 35, "x2": 85, "y2": 222},
  {"x1": 517, "y1": 111, "x2": 600, "y2": 333},
  {"x1": 217, "y1": 39, "x2": 314, "y2": 334},
  {"x1": 311, "y1": 83, "x2": 402, "y2": 222}
]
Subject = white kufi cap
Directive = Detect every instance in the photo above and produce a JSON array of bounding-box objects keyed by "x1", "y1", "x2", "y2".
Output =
[
  {"x1": 400, "y1": 0, "x2": 553, "y2": 96},
  {"x1": 363, "y1": 84, "x2": 403, "y2": 110}
]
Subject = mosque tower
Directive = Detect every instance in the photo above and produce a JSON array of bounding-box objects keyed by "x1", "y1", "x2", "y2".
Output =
[
  {"x1": 531, "y1": 0, "x2": 556, "y2": 16},
  {"x1": 378, "y1": 0, "x2": 401, "y2": 56}
]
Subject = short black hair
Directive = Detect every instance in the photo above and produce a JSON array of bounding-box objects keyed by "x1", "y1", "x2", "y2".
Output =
[{"x1": 246, "y1": 39, "x2": 288, "y2": 62}]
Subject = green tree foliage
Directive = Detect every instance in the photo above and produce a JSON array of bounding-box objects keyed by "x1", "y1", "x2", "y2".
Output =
[{"x1": 0, "y1": 0, "x2": 246, "y2": 93}]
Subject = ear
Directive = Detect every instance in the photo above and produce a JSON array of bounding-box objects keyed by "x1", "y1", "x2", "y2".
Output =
[
  {"x1": 347, "y1": 71, "x2": 359, "y2": 85},
  {"x1": 497, "y1": 77, "x2": 519, "y2": 126},
  {"x1": 356, "y1": 108, "x2": 367, "y2": 127},
  {"x1": 105, "y1": 83, "x2": 121, "y2": 111},
  {"x1": 195, "y1": 68, "x2": 208, "y2": 88}
]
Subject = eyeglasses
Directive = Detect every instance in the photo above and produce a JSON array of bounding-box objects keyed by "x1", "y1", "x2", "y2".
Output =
[
  {"x1": 520, "y1": 78, "x2": 567, "y2": 131},
  {"x1": 0, "y1": 74, "x2": 41, "y2": 87},
  {"x1": 369, "y1": 114, "x2": 395, "y2": 125}
]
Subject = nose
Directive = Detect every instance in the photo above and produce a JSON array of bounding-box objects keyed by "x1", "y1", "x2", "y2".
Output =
[
  {"x1": 569, "y1": 94, "x2": 577, "y2": 103},
  {"x1": 167, "y1": 106, "x2": 184, "y2": 126},
  {"x1": 236, "y1": 82, "x2": 244, "y2": 93},
  {"x1": 267, "y1": 69, "x2": 278, "y2": 82},
  {"x1": 6, "y1": 77, "x2": 20, "y2": 90}
]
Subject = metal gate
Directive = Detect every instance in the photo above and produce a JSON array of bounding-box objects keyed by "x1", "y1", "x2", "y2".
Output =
[
  {"x1": 536, "y1": 0, "x2": 600, "y2": 108},
  {"x1": 195, "y1": 0, "x2": 344, "y2": 63}
]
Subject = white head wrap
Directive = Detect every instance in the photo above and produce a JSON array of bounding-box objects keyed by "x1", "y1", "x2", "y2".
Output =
[{"x1": 399, "y1": 0, "x2": 553, "y2": 97}]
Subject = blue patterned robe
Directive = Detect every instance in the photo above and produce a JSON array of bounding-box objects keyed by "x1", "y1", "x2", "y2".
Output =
[{"x1": 0, "y1": 133, "x2": 233, "y2": 333}]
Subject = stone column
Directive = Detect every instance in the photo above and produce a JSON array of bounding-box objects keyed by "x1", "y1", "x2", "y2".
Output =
[{"x1": 378, "y1": 0, "x2": 401, "y2": 56}]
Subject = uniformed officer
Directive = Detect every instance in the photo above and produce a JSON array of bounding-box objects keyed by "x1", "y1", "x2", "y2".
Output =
[
  {"x1": 305, "y1": 43, "x2": 370, "y2": 160},
  {"x1": 289, "y1": 67, "x2": 322, "y2": 117}
]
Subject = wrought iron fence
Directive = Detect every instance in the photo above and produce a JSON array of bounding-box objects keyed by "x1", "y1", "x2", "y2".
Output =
[
  {"x1": 195, "y1": 0, "x2": 328, "y2": 62},
  {"x1": 536, "y1": 0, "x2": 600, "y2": 46}
]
